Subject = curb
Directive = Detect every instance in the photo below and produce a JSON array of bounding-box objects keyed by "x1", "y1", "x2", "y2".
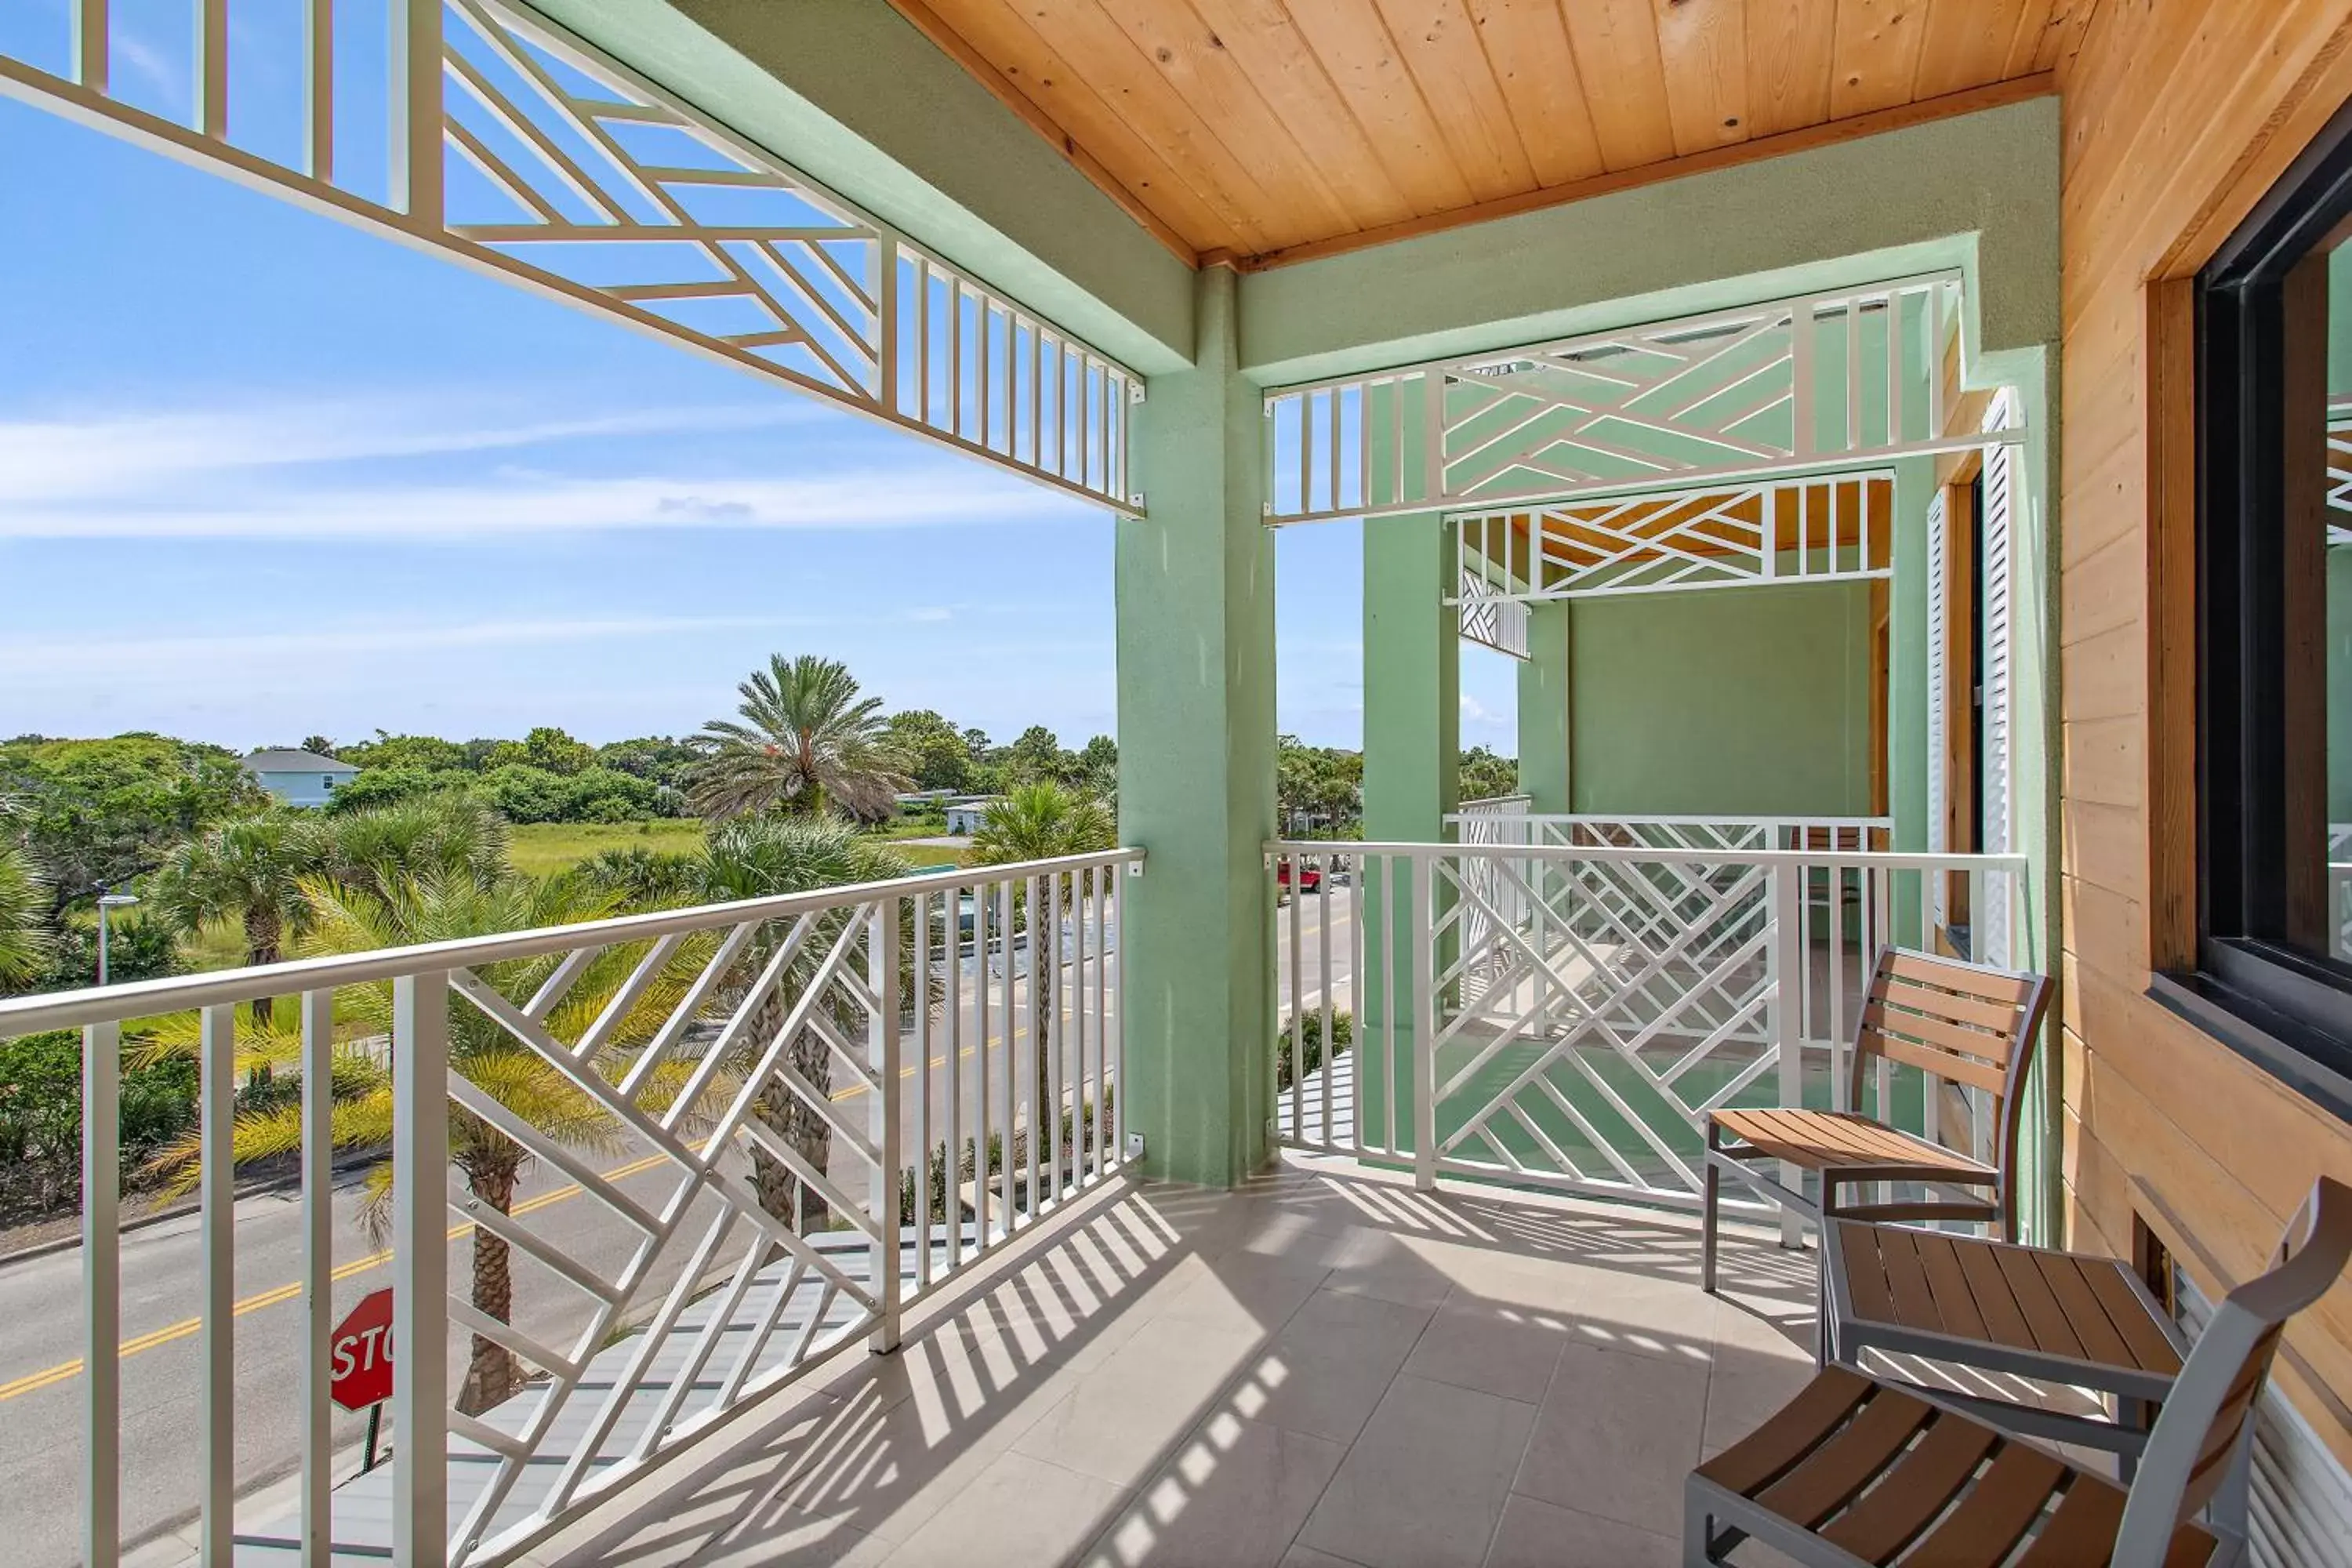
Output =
[{"x1": 0, "y1": 1148, "x2": 387, "y2": 1269}]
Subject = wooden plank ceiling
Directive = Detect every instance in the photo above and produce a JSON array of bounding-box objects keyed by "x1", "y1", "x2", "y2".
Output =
[{"x1": 884, "y1": 0, "x2": 2092, "y2": 268}]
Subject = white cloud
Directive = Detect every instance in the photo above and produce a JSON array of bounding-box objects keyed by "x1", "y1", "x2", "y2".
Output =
[
  {"x1": 0, "y1": 612, "x2": 936, "y2": 684},
  {"x1": 1458, "y1": 693, "x2": 1513, "y2": 732},
  {"x1": 0, "y1": 396, "x2": 826, "y2": 506},
  {"x1": 0, "y1": 467, "x2": 1093, "y2": 540},
  {"x1": 0, "y1": 388, "x2": 1105, "y2": 539}
]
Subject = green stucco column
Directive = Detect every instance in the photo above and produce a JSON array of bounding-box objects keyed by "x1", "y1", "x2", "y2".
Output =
[
  {"x1": 1363, "y1": 513, "x2": 1461, "y2": 841},
  {"x1": 1889, "y1": 461, "x2": 1933, "y2": 854},
  {"x1": 1889, "y1": 459, "x2": 1934, "y2": 946},
  {"x1": 1115, "y1": 265, "x2": 1276, "y2": 1189},
  {"x1": 1517, "y1": 601, "x2": 1571, "y2": 815},
  {"x1": 1358, "y1": 511, "x2": 1457, "y2": 1164}
]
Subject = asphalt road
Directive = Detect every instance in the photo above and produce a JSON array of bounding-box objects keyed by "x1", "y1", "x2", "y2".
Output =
[{"x1": 0, "y1": 894, "x2": 1352, "y2": 1567}]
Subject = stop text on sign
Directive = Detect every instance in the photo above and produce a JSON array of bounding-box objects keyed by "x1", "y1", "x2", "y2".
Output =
[{"x1": 329, "y1": 1287, "x2": 395, "y2": 1410}]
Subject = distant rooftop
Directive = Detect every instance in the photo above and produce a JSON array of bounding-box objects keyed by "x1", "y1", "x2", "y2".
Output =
[{"x1": 241, "y1": 749, "x2": 356, "y2": 773}]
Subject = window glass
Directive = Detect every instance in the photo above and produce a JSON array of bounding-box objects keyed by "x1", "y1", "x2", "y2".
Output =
[{"x1": 2299, "y1": 237, "x2": 2352, "y2": 969}]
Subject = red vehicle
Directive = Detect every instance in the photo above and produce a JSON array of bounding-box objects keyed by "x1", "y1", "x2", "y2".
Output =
[{"x1": 1275, "y1": 858, "x2": 1322, "y2": 895}]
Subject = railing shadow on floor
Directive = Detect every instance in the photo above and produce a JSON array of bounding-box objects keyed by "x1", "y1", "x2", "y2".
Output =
[{"x1": 545, "y1": 1156, "x2": 1831, "y2": 1567}]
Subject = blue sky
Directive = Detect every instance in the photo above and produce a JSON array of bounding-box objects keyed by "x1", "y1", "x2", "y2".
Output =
[{"x1": 0, "y1": 12, "x2": 1515, "y2": 756}]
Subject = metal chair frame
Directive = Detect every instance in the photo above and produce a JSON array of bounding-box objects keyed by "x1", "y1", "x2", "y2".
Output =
[
  {"x1": 1700, "y1": 945, "x2": 2054, "y2": 1297},
  {"x1": 1683, "y1": 1176, "x2": 2352, "y2": 1568}
]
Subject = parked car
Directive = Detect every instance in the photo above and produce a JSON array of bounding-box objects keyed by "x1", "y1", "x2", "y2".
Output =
[{"x1": 1275, "y1": 858, "x2": 1322, "y2": 895}]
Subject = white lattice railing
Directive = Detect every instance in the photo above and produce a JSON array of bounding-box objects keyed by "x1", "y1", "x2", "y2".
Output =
[
  {"x1": 1451, "y1": 471, "x2": 1896, "y2": 601},
  {"x1": 1453, "y1": 794, "x2": 1534, "y2": 827},
  {"x1": 1265, "y1": 839, "x2": 2025, "y2": 1218},
  {"x1": 1456, "y1": 568, "x2": 1531, "y2": 657},
  {"x1": 2, "y1": 850, "x2": 1134, "y2": 1568},
  {"x1": 1264, "y1": 271, "x2": 2022, "y2": 524},
  {"x1": 1439, "y1": 811, "x2": 1893, "y2": 854},
  {"x1": 0, "y1": 1, "x2": 1139, "y2": 514}
]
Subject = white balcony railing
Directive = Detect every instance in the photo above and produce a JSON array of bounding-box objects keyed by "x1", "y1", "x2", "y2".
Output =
[
  {"x1": 0, "y1": 848, "x2": 1135, "y2": 1568},
  {"x1": 1265, "y1": 837, "x2": 2026, "y2": 1220},
  {"x1": 1441, "y1": 808, "x2": 1894, "y2": 853}
]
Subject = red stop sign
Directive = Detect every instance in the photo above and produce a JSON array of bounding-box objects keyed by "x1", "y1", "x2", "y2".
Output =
[{"x1": 329, "y1": 1288, "x2": 395, "y2": 1411}]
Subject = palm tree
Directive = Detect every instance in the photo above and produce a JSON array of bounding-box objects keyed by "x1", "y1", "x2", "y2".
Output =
[
  {"x1": 140, "y1": 871, "x2": 716, "y2": 1414},
  {"x1": 321, "y1": 792, "x2": 510, "y2": 902},
  {"x1": 148, "y1": 810, "x2": 327, "y2": 1025},
  {"x1": 967, "y1": 782, "x2": 1116, "y2": 1152},
  {"x1": 695, "y1": 815, "x2": 914, "y2": 1230},
  {"x1": 0, "y1": 845, "x2": 49, "y2": 989},
  {"x1": 688, "y1": 655, "x2": 909, "y2": 822}
]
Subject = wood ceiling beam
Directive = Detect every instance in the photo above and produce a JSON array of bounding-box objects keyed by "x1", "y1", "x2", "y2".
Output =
[{"x1": 1214, "y1": 72, "x2": 2057, "y2": 272}]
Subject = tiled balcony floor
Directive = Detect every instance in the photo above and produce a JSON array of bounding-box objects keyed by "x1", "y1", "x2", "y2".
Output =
[{"x1": 535, "y1": 1156, "x2": 1826, "y2": 1568}]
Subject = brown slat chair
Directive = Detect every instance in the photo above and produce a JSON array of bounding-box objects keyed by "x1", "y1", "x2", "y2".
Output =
[
  {"x1": 1700, "y1": 946, "x2": 2053, "y2": 1295},
  {"x1": 1683, "y1": 1175, "x2": 2352, "y2": 1567}
]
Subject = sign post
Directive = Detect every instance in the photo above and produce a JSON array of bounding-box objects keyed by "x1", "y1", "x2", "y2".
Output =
[{"x1": 329, "y1": 1289, "x2": 395, "y2": 1472}]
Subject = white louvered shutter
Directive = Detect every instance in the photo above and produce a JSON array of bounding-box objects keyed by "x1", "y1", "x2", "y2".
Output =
[
  {"x1": 1980, "y1": 394, "x2": 2016, "y2": 967},
  {"x1": 1926, "y1": 489, "x2": 1949, "y2": 931}
]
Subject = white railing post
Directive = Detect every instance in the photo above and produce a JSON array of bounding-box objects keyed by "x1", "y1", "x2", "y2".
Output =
[
  {"x1": 869, "y1": 897, "x2": 902, "y2": 1354},
  {"x1": 391, "y1": 0, "x2": 442, "y2": 229},
  {"x1": 1413, "y1": 851, "x2": 1439, "y2": 1193},
  {"x1": 1770, "y1": 862, "x2": 1805, "y2": 1249},
  {"x1": 199, "y1": 1004, "x2": 238, "y2": 1566},
  {"x1": 82, "y1": 1019, "x2": 121, "y2": 1568},
  {"x1": 299, "y1": 989, "x2": 336, "y2": 1567},
  {"x1": 391, "y1": 973, "x2": 449, "y2": 1568}
]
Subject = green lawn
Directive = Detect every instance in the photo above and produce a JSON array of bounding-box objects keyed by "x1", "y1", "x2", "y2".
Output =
[
  {"x1": 506, "y1": 818, "x2": 967, "y2": 877},
  {"x1": 506, "y1": 818, "x2": 708, "y2": 878}
]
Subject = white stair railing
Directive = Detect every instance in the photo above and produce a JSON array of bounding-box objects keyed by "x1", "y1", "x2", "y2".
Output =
[{"x1": 2, "y1": 848, "x2": 1134, "y2": 1568}]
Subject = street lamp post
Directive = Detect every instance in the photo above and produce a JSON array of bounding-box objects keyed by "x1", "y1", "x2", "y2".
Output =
[{"x1": 96, "y1": 892, "x2": 139, "y2": 985}]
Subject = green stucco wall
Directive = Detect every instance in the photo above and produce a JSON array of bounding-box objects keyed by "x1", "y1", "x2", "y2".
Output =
[
  {"x1": 1517, "y1": 602, "x2": 1571, "y2": 815},
  {"x1": 1363, "y1": 514, "x2": 1461, "y2": 843},
  {"x1": 1566, "y1": 583, "x2": 1875, "y2": 817},
  {"x1": 1236, "y1": 99, "x2": 2059, "y2": 388}
]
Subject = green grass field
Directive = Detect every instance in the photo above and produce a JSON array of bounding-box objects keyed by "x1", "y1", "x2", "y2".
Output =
[
  {"x1": 506, "y1": 818, "x2": 967, "y2": 877},
  {"x1": 506, "y1": 818, "x2": 709, "y2": 878}
]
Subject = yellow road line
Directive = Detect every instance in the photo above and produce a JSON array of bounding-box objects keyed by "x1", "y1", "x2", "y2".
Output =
[
  {"x1": 827, "y1": 1007, "x2": 1123, "y2": 1104},
  {"x1": 0, "y1": 1149, "x2": 678, "y2": 1403}
]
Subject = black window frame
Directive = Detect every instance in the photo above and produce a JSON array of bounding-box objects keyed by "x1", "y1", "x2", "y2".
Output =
[{"x1": 2158, "y1": 91, "x2": 2352, "y2": 1124}]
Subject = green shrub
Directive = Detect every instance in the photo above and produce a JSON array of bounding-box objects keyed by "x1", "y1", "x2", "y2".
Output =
[
  {"x1": 323, "y1": 765, "x2": 470, "y2": 815},
  {"x1": 1276, "y1": 1008, "x2": 1352, "y2": 1091},
  {"x1": 0, "y1": 1029, "x2": 198, "y2": 1212},
  {"x1": 898, "y1": 1088, "x2": 1115, "y2": 1225}
]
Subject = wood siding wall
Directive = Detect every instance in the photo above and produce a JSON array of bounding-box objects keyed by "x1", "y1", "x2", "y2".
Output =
[{"x1": 2059, "y1": 0, "x2": 2352, "y2": 1464}]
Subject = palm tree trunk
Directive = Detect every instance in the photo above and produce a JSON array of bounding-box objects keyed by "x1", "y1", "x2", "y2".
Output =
[
  {"x1": 244, "y1": 906, "x2": 280, "y2": 1072},
  {"x1": 457, "y1": 1157, "x2": 524, "y2": 1415},
  {"x1": 1033, "y1": 955, "x2": 1056, "y2": 1195},
  {"x1": 243, "y1": 907, "x2": 280, "y2": 1091},
  {"x1": 745, "y1": 989, "x2": 834, "y2": 1234}
]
